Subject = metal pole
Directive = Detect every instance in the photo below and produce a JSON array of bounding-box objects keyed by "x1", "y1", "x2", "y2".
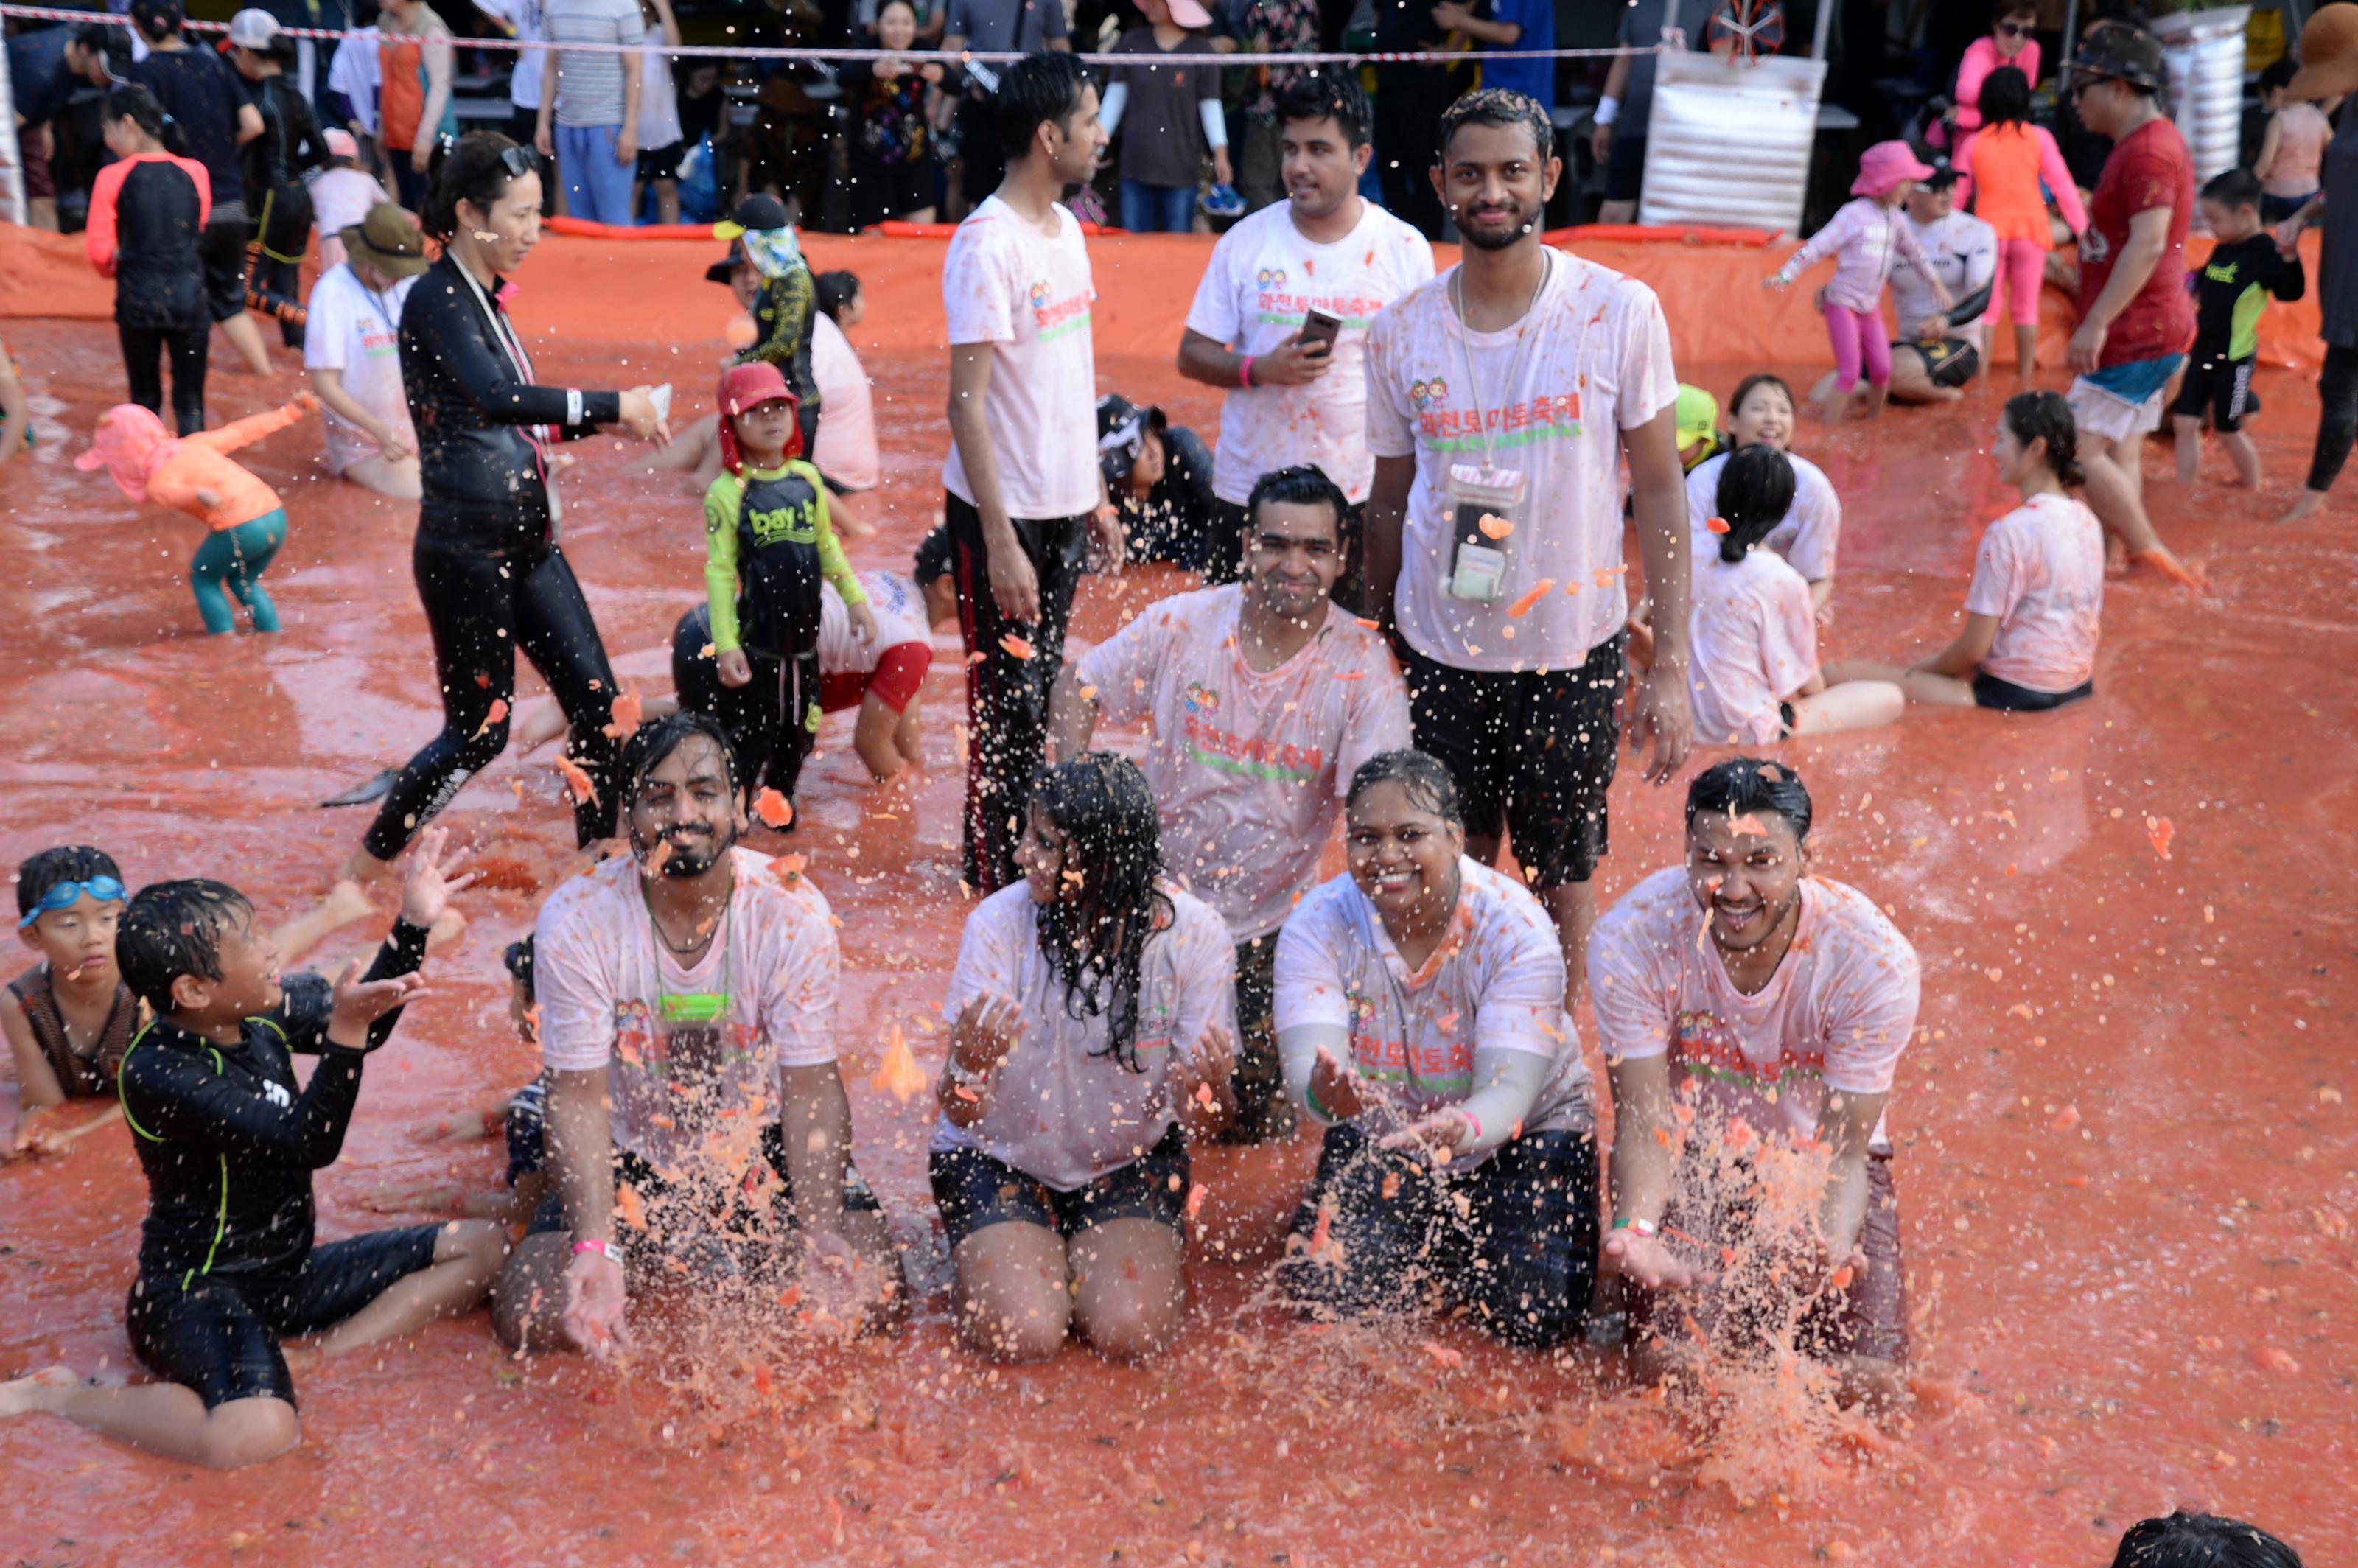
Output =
[
  {"x1": 1811, "y1": 0, "x2": 1835, "y2": 60},
  {"x1": 2061, "y1": 0, "x2": 2080, "y2": 75}
]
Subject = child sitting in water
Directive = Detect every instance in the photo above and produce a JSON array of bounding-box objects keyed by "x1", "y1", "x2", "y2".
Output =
[
  {"x1": 1687, "y1": 447, "x2": 1904, "y2": 745},
  {"x1": 1766, "y1": 142, "x2": 1953, "y2": 422},
  {"x1": 0, "y1": 830, "x2": 505, "y2": 1470},
  {"x1": 1828, "y1": 391, "x2": 2102, "y2": 711},
  {"x1": 6, "y1": 846, "x2": 379, "y2": 1158},
  {"x1": 1685, "y1": 373, "x2": 1843, "y2": 617},
  {"x1": 75, "y1": 394, "x2": 318, "y2": 635}
]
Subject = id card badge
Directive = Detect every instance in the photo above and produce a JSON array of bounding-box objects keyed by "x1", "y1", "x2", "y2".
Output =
[{"x1": 1445, "y1": 463, "x2": 1527, "y2": 603}]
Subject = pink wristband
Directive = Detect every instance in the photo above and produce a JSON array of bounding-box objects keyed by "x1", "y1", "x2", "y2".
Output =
[
  {"x1": 573, "y1": 1238, "x2": 618, "y2": 1260},
  {"x1": 1239, "y1": 355, "x2": 1254, "y2": 389}
]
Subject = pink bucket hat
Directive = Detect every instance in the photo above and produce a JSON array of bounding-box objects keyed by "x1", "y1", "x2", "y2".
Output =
[{"x1": 1850, "y1": 140, "x2": 1935, "y2": 198}]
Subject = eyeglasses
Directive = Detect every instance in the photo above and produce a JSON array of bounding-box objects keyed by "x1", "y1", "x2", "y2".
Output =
[
  {"x1": 2068, "y1": 71, "x2": 2111, "y2": 99},
  {"x1": 498, "y1": 144, "x2": 536, "y2": 179},
  {"x1": 1995, "y1": 21, "x2": 2032, "y2": 38},
  {"x1": 18, "y1": 876, "x2": 127, "y2": 928}
]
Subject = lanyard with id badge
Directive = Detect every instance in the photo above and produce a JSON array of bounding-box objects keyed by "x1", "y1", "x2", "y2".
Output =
[{"x1": 1442, "y1": 253, "x2": 1583, "y2": 606}]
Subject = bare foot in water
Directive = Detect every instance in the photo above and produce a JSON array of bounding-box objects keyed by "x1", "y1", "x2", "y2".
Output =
[
  {"x1": 2274, "y1": 488, "x2": 2326, "y2": 525},
  {"x1": 0, "y1": 1366, "x2": 79, "y2": 1419},
  {"x1": 2127, "y1": 546, "x2": 2207, "y2": 590}
]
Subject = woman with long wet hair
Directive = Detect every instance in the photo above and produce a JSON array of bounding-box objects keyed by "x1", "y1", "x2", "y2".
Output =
[{"x1": 929, "y1": 753, "x2": 1237, "y2": 1362}]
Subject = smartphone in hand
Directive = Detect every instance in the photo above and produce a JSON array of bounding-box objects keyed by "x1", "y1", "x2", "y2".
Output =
[{"x1": 1298, "y1": 308, "x2": 1343, "y2": 355}]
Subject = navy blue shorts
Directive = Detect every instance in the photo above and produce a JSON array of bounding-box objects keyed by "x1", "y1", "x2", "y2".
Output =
[
  {"x1": 127, "y1": 1225, "x2": 446, "y2": 1408},
  {"x1": 930, "y1": 1124, "x2": 1189, "y2": 1251},
  {"x1": 1276, "y1": 1122, "x2": 1600, "y2": 1350},
  {"x1": 1973, "y1": 671, "x2": 2093, "y2": 711}
]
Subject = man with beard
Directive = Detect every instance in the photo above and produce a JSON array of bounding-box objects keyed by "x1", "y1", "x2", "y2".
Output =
[
  {"x1": 1362, "y1": 88, "x2": 1692, "y2": 999},
  {"x1": 491, "y1": 714, "x2": 905, "y2": 1357},
  {"x1": 1588, "y1": 758, "x2": 1920, "y2": 1405},
  {"x1": 1048, "y1": 463, "x2": 1412, "y2": 1141},
  {"x1": 1177, "y1": 71, "x2": 1433, "y2": 584}
]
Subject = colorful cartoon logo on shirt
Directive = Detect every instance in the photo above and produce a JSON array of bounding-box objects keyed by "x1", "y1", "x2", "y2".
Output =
[
  {"x1": 1183, "y1": 683, "x2": 1220, "y2": 715},
  {"x1": 1409, "y1": 377, "x2": 1449, "y2": 410},
  {"x1": 1256, "y1": 267, "x2": 1289, "y2": 290},
  {"x1": 1029, "y1": 280, "x2": 1052, "y2": 309}
]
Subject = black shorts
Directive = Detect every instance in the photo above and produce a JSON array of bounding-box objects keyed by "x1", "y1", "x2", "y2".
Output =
[
  {"x1": 1898, "y1": 336, "x2": 1981, "y2": 389},
  {"x1": 2261, "y1": 189, "x2": 2315, "y2": 225},
  {"x1": 127, "y1": 1225, "x2": 446, "y2": 1408},
  {"x1": 1399, "y1": 631, "x2": 1625, "y2": 889},
  {"x1": 1973, "y1": 671, "x2": 2093, "y2": 712},
  {"x1": 524, "y1": 1130, "x2": 884, "y2": 1239},
  {"x1": 2170, "y1": 354, "x2": 2257, "y2": 433},
  {"x1": 1603, "y1": 130, "x2": 1646, "y2": 203},
  {"x1": 198, "y1": 216, "x2": 251, "y2": 323},
  {"x1": 930, "y1": 1124, "x2": 1189, "y2": 1251},
  {"x1": 1276, "y1": 1122, "x2": 1600, "y2": 1350},
  {"x1": 637, "y1": 139, "x2": 686, "y2": 182}
]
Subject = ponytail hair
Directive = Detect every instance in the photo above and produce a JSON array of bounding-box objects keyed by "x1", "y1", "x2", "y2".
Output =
[
  {"x1": 1712, "y1": 444, "x2": 1797, "y2": 564},
  {"x1": 421, "y1": 130, "x2": 532, "y2": 242},
  {"x1": 2001, "y1": 389, "x2": 2085, "y2": 487},
  {"x1": 104, "y1": 83, "x2": 182, "y2": 155}
]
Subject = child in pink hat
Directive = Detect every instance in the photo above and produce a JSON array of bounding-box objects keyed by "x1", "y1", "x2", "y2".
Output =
[{"x1": 1764, "y1": 141, "x2": 1954, "y2": 421}]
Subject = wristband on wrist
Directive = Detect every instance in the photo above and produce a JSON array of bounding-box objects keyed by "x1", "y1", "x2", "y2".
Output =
[
  {"x1": 1304, "y1": 1079, "x2": 1337, "y2": 1124},
  {"x1": 1612, "y1": 1216, "x2": 1659, "y2": 1240},
  {"x1": 1461, "y1": 1110, "x2": 1482, "y2": 1144},
  {"x1": 1238, "y1": 354, "x2": 1254, "y2": 389},
  {"x1": 1595, "y1": 94, "x2": 1620, "y2": 126},
  {"x1": 572, "y1": 1237, "x2": 618, "y2": 1261}
]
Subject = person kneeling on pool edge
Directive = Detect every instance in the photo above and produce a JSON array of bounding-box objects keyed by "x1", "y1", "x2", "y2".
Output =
[
  {"x1": 1590, "y1": 759, "x2": 1920, "y2": 1407},
  {"x1": 0, "y1": 830, "x2": 505, "y2": 1469},
  {"x1": 493, "y1": 713, "x2": 908, "y2": 1357},
  {"x1": 931, "y1": 753, "x2": 1239, "y2": 1363},
  {"x1": 1273, "y1": 749, "x2": 1602, "y2": 1351}
]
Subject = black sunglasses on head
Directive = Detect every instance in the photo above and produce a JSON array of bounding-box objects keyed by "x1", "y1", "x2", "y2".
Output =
[{"x1": 499, "y1": 144, "x2": 536, "y2": 179}]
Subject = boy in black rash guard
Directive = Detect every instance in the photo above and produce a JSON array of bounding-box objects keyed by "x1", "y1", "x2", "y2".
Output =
[
  {"x1": 721, "y1": 194, "x2": 823, "y2": 456},
  {"x1": 0, "y1": 828, "x2": 506, "y2": 1471},
  {"x1": 671, "y1": 362, "x2": 871, "y2": 811}
]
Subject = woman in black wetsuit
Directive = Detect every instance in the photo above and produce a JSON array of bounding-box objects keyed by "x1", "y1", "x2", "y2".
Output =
[{"x1": 349, "y1": 133, "x2": 667, "y2": 879}]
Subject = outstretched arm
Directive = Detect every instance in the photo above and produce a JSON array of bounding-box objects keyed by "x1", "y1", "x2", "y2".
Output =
[{"x1": 187, "y1": 394, "x2": 318, "y2": 456}]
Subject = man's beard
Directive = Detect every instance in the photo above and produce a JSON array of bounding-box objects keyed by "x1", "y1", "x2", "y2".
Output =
[
  {"x1": 638, "y1": 822, "x2": 735, "y2": 878},
  {"x1": 1457, "y1": 201, "x2": 1541, "y2": 252}
]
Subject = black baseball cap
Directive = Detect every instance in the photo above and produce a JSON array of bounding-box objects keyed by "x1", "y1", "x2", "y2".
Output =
[
  {"x1": 2071, "y1": 22, "x2": 2166, "y2": 91},
  {"x1": 717, "y1": 193, "x2": 790, "y2": 238},
  {"x1": 1921, "y1": 161, "x2": 1960, "y2": 192}
]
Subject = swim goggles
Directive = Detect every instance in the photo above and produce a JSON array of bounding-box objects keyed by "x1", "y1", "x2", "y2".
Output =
[{"x1": 18, "y1": 875, "x2": 127, "y2": 928}]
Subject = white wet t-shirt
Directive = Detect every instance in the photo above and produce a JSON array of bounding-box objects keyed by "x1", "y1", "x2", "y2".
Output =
[
  {"x1": 819, "y1": 570, "x2": 929, "y2": 678},
  {"x1": 1964, "y1": 492, "x2": 2105, "y2": 695},
  {"x1": 1074, "y1": 586, "x2": 1412, "y2": 942},
  {"x1": 931, "y1": 882, "x2": 1234, "y2": 1190},
  {"x1": 1684, "y1": 449, "x2": 1842, "y2": 584},
  {"x1": 1687, "y1": 547, "x2": 1821, "y2": 746},
  {"x1": 1184, "y1": 199, "x2": 1435, "y2": 505},
  {"x1": 811, "y1": 312, "x2": 879, "y2": 492},
  {"x1": 1364, "y1": 251, "x2": 1679, "y2": 672},
  {"x1": 536, "y1": 849, "x2": 841, "y2": 1174},
  {"x1": 1587, "y1": 867, "x2": 1919, "y2": 1147},
  {"x1": 941, "y1": 195, "x2": 1099, "y2": 519},
  {"x1": 304, "y1": 263, "x2": 416, "y2": 475},
  {"x1": 1274, "y1": 859, "x2": 1595, "y2": 1169}
]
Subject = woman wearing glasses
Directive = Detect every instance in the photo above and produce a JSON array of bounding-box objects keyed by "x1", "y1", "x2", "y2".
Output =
[
  {"x1": 1949, "y1": 4, "x2": 2041, "y2": 138},
  {"x1": 346, "y1": 133, "x2": 670, "y2": 882}
]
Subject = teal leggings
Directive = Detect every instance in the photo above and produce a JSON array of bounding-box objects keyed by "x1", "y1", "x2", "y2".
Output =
[{"x1": 189, "y1": 508, "x2": 286, "y2": 634}]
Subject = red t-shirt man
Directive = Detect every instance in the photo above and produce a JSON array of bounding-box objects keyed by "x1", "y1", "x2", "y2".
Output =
[{"x1": 2078, "y1": 115, "x2": 2197, "y2": 369}]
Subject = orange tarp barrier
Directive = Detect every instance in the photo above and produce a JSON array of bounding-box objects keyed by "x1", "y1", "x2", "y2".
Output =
[{"x1": 3, "y1": 217, "x2": 2330, "y2": 373}]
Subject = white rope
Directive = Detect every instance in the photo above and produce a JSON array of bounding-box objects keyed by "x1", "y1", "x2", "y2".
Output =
[{"x1": 0, "y1": 4, "x2": 1659, "y2": 66}]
